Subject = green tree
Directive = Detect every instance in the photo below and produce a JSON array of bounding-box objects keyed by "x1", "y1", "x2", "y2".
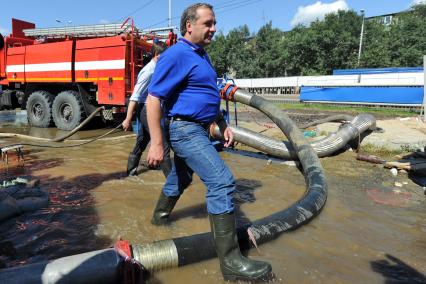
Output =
[
  {"x1": 253, "y1": 22, "x2": 285, "y2": 77},
  {"x1": 389, "y1": 4, "x2": 426, "y2": 67},
  {"x1": 206, "y1": 31, "x2": 228, "y2": 76},
  {"x1": 206, "y1": 4, "x2": 426, "y2": 78},
  {"x1": 225, "y1": 25, "x2": 257, "y2": 77},
  {"x1": 361, "y1": 20, "x2": 392, "y2": 68},
  {"x1": 284, "y1": 10, "x2": 362, "y2": 76}
]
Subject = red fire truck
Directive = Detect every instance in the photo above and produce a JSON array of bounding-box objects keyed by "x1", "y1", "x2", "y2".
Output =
[{"x1": 0, "y1": 18, "x2": 176, "y2": 130}]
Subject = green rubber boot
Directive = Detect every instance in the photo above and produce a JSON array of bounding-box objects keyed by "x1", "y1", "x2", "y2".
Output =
[
  {"x1": 160, "y1": 158, "x2": 172, "y2": 177},
  {"x1": 209, "y1": 213, "x2": 272, "y2": 282},
  {"x1": 151, "y1": 191, "x2": 179, "y2": 225},
  {"x1": 127, "y1": 152, "x2": 140, "y2": 176}
]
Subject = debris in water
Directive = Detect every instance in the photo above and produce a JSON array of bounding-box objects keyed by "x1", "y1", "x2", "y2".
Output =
[
  {"x1": 1, "y1": 144, "x2": 25, "y2": 165},
  {"x1": 356, "y1": 153, "x2": 385, "y2": 164},
  {"x1": 247, "y1": 227, "x2": 260, "y2": 253},
  {"x1": 303, "y1": 130, "x2": 316, "y2": 137},
  {"x1": 367, "y1": 188, "x2": 411, "y2": 207}
]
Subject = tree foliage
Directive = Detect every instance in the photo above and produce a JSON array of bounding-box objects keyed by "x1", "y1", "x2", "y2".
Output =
[{"x1": 206, "y1": 4, "x2": 426, "y2": 78}]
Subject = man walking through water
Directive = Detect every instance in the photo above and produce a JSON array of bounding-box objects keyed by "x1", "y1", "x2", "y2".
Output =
[
  {"x1": 145, "y1": 2, "x2": 272, "y2": 282},
  {"x1": 122, "y1": 42, "x2": 172, "y2": 177}
]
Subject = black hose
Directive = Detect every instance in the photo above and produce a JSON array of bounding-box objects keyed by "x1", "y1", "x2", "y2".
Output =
[
  {"x1": 133, "y1": 88, "x2": 328, "y2": 270},
  {"x1": 0, "y1": 89, "x2": 329, "y2": 281},
  {"x1": 51, "y1": 107, "x2": 104, "y2": 142},
  {"x1": 299, "y1": 114, "x2": 354, "y2": 129}
]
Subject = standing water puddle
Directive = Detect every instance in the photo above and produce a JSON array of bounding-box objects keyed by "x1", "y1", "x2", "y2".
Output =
[{"x1": 0, "y1": 110, "x2": 425, "y2": 283}]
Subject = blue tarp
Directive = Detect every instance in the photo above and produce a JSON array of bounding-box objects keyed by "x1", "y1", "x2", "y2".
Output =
[
  {"x1": 300, "y1": 86, "x2": 424, "y2": 105},
  {"x1": 333, "y1": 67, "x2": 423, "y2": 75}
]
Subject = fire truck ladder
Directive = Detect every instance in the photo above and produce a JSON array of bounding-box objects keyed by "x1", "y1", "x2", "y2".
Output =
[{"x1": 23, "y1": 23, "x2": 134, "y2": 39}]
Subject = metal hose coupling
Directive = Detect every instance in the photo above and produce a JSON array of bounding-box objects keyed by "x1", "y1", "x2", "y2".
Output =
[{"x1": 132, "y1": 239, "x2": 179, "y2": 271}]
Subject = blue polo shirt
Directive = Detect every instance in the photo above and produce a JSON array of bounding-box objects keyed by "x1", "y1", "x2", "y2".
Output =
[{"x1": 148, "y1": 38, "x2": 219, "y2": 124}]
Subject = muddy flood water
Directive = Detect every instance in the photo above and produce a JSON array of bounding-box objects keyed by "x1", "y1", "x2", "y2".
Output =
[{"x1": 0, "y1": 110, "x2": 425, "y2": 284}]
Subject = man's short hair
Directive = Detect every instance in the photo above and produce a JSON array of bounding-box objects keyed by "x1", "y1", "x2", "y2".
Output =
[
  {"x1": 180, "y1": 3, "x2": 214, "y2": 36},
  {"x1": 151, "y1": 41, "x2": 168, "y2": 56}
]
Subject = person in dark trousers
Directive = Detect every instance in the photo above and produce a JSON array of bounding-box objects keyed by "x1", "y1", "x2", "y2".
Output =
[
  {"x1": 145, "y1": 3, "x2": 272, "y2": 282},
  {"x1": 122, "y1": 42, "x2": 172, "y2": 177}
]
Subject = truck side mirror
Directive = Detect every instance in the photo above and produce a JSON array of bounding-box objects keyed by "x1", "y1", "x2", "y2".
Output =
[{"x1": 0, "y1": 34, "x2": 4, "y2": 50}]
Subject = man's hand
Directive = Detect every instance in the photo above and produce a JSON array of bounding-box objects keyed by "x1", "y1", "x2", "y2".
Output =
[
  {"x1": 123, "y1": 101, "x2": 137, "y2": 131},
  {"x1": 146, "y1": 95, "x2": 164, "y2": 167},
  {"x1": 214, "y1": 113, "x2": 234, "y2": 148},
  {"x1": 147, "y1": 144, "x2": 164, "y2": 168},
  {"x1": 222, "y1": 126, "x2": 233, "y2": 148},
  {"x1": 122, "y1": 118, "x2": 132, "y2": 131}
]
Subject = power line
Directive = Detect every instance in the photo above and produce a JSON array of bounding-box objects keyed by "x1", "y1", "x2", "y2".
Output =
[
  {"x1": 215, "y1": 0, "x2": 263, "y2": 12},
  {"x1": 116, "y1": 0, "x2": 156, "y2": 23},
  {"x1": 143, "y1": 18, "x2": 172, "y2": 30},
  {"x1": 142, "y1": 0, "x2": 265, "y2": 31}
]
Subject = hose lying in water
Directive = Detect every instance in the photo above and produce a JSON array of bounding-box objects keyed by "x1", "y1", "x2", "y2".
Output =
[
  {"x1": 0, "y1": 107, "x2": 134, "y2": 144},
  {"x1": 132, "y1": 88, "x2": 328, "y2": 269},
  {"x1": 50, "y1": 107, "x2": 104, "y2": 142},
  {"x1": 0, "y1": 249, "x2": 122, "y2": 284},
  {"x1": 212, "y1": 113, "x2": 377, "y2": 159},
  {"x1": 0, "y1": 88, "x2": 328, "y2": 283},
  {"x1": 0, "y1": 107, "x2": 132, "y2": 151}
]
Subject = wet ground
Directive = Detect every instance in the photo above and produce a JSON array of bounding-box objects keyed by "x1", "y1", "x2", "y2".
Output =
[{"x1": 0, "y1": 109, "x2": 425, "y2": 283}]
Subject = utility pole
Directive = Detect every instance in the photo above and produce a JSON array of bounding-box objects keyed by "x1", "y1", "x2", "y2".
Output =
[
  {"x1": 357, "y1": 9, "x2": 365, "y2": 67},
  {"x1": 168, "y1": 0, "x2": 172, "y2": 27}
]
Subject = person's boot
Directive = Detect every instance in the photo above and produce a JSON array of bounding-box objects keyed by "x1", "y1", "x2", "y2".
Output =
[
  {"x1": 151, "y1": 191, "x2": 179, "y2": 225},
  {"x1": 160, "y1": 158, "x2": 172, "y2": 177},
  {"x1": 127, "y1": 153, "x2": 140, "y2": 176},
  {"x1": 209, "y1": 213, "x2": 272, "y2": 282}
]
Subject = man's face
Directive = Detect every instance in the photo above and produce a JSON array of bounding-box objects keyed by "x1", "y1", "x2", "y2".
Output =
[{"x1": 186, "y1": 7, "x2": 216, "y2": 47}]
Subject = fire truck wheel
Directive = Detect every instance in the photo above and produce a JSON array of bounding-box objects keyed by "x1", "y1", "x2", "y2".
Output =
[
  {"x1": 26, "y1": 91, "x2": 55, "y2": 128},
  {"x1": 52, "y1": 91, "x2": 86, "y2": 131},
  {"x1": 0, "y1": 33, "x2": 4, "y2": 50}
]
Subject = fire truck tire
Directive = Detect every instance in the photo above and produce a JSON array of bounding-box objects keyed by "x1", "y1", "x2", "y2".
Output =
[
  {"x1": 52, "y1": 91, "x2": 86, "y2": 131},
  {"x1": 26, "y1": 91, "x2": 55, "y2": 128},
  {"x1": 0, "y1": 33, "x2": 4, "y2": 50}
]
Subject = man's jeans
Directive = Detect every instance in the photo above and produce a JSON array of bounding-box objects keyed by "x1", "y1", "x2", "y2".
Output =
[{"x1": 163, "y1": 120, "x2": 235, "y2": 214}]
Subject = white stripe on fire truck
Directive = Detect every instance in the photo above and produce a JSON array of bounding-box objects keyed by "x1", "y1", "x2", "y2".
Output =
[
  {"x1": 75, "y1": 60, "x2": 125, "y2": 70},
  {"x1": 6, "y1": 59, "x2": 125, "y2": 73}
]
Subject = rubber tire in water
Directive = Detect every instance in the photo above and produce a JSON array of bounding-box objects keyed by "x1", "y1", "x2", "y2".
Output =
[
  {"x1": 26, "y1": 90, "x2": 55, "y2": 128},
  {"x1": 52, "y1": 90, "x2": 85, "y2": 131}
]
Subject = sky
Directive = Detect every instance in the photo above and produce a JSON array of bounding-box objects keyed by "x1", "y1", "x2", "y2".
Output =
[{"x1": 1, "y1": 0, "x2": 425, "y2": 36}]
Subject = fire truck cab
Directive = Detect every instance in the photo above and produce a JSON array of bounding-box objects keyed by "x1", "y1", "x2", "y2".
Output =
[{"x1": 0, "y1": 18, "x2": 176, "y2": 130}]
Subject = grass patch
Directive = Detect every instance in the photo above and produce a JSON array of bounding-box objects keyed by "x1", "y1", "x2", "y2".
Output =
[
  {"x1": 358, "y1": 143, "x2": 416, "y2": 157},
  {"x1": 274, "y1": 103, "x2": 420, "y2": 117},
  {"x1": 221, "y1": 101, "x2": 419, "y2": 117}
]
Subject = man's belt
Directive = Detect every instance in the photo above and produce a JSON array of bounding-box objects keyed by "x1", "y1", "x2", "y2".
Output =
[{"x1": 168, "y1": 116, "x2": 211, "y2": 129}]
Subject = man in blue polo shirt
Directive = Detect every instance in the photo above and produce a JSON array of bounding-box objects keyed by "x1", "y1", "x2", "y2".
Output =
[{"x1": 145, "y1": 3, "x2": 272, "y2": 282}]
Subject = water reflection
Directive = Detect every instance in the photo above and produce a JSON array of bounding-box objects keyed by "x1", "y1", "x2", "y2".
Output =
[
  {"x1": 0, "y1": 151, "x2": 122, "y2": 268},
  {"x1": 1, "y1": 110, "x2": 425, "y2": 283},
  {"x1": 0, "y1": 109, "x2": 123, "y2": 140},
  {"x1": 0, "y1": 110, "x2": 27, "y2": 125}
]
